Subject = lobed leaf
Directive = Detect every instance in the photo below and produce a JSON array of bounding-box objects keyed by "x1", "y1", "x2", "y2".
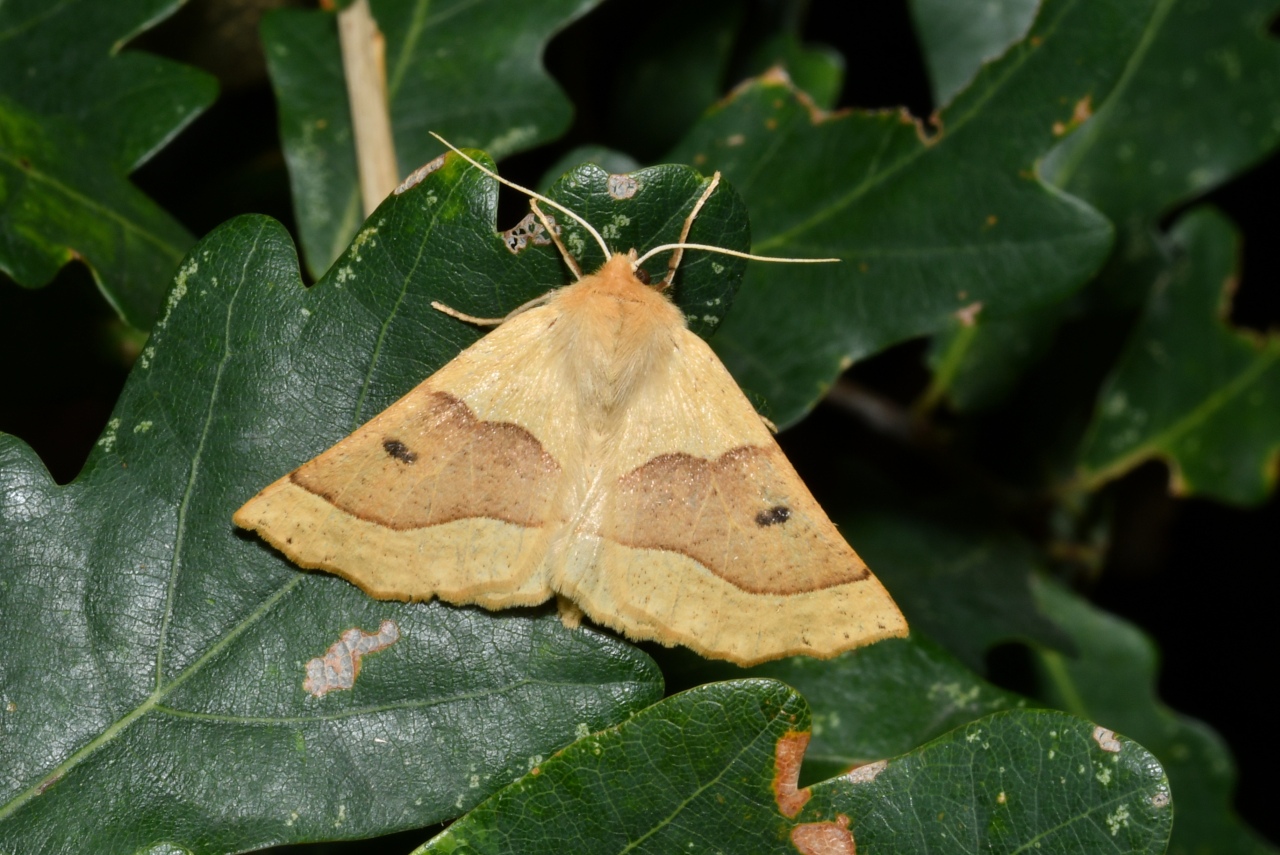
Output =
[
  {"x1": 0, "y1": 0, "x2": 216, "y2": 327},
  {"x1": 929, "y1": 0, "x2": 1280, "y2": 414},
  {"x1": 419, "y1": 679, "x2": 1173, "y2": 854},
  {"x1": 908, "y1": 0, "x2": 1039, "y2": 108},
  {"x1": 1031, "y1": 576, "x2": 1277, "y2": 854},
  {"x1": 668, "y1": 0, "x2": 1148, "y2": 425},
  {"x1": 1076, "y1": 207, "x2": 1280, "y2": 504},
  {"x1": 0, "y1": 152, "x2": 755, "y2": 853}
]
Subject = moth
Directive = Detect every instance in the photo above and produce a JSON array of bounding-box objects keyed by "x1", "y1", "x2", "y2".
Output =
[{"x1": 234, "y1": 141, "x2": 907, "y2": 666}]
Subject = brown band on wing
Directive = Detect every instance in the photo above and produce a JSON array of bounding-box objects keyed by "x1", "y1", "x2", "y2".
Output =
[
  {"x1": 605, "y1": 445, "x2": 869, "y2": 595},
  {"x1": 291, "y1": 390, "x2": 560, "y2": 530}
]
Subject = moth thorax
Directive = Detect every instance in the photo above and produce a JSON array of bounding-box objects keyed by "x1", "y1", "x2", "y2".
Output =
[{"x1": 554, "y1": 286, "x2": 679, "y2": 417}]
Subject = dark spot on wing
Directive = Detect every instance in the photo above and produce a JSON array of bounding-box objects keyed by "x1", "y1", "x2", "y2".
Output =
[
  {"x1": 382, "y1": 438, "x2": 417, "y2": 464},
  {"x1": 755, "y1": 506, "x2": 791, "y2": 527}
]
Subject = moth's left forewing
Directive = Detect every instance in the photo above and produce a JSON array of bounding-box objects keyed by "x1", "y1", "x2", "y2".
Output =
[
  {"x1": 233, "y1": 305, "x2": 576, "y2": 606},
  {"x1": 559, "y1": 327, "x2": 908, "y2": 666}
]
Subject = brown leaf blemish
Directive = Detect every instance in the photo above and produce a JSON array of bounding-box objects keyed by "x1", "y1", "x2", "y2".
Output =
[
  {"x1": 791, "y1": 814, "x2": 856, "y2": 855},
  {"x1": 394, "y1": 154, "x2": 446, "y2": 195},
  {"x1": 1053, "y1": 94, "x2": 1093, "y2": 136},
  {"x1": 773, "y1": 731, "x2": 812, "y2": 818},
  {"x1": 840, "y1": 759, "x2": 887, "y2": 784},
  {"x1": 1092, "y1": 726, "x2": 1122, "y2": 753},
  {"x1": 303, "y1": 619, "x2": 400, "y2": 698}
]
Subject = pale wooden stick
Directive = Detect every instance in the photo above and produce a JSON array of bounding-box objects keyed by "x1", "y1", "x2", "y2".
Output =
[{"x1": 339, "y1": 0, "x2": 398, "y2": 215}]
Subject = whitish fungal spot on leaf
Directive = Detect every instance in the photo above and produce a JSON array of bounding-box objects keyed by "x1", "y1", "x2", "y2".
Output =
[
  {"x1": 155, "y1": 260, "x2": 196, "y2": 330},
  {"x1": 97, "y1": 418, "x2": 121, "y2": 452},
  {"x1": 607, "y1": 174, "x2": 639, "y2": 199},
  {"x1": 350, "y1": 226, "x2": 378, "y2": 260},
  {"x1": 395, "y1": 155, "x2": 446, "y2": 194},
  {"x1": 773, "y1": 731, "x2": 812, "y2": 818},
  {"x1": 791, "y1": 814, "x2": 856, "y2": 855},
  {"x1": 503, "y1": 212, "x2": 557, "y2": 254},
  {"x1": 1105, "y1": 804, "x2": 1132, "y2": 836},
  {"x1": 303, "y1": 620, "x2": 400, "y2": 698},
  {"x1": 600, "y1": 214, "x2": 631, "y2": 240},
  {"x1": 1152, "y1": 791, "x2": 1170, "y2": 808},
  {"x1": 1092, "y1": 726, "x2": 1122, "y2": 753},
  {"x1": 840, "y1": 759, "x2": 887, "y2": 784}
]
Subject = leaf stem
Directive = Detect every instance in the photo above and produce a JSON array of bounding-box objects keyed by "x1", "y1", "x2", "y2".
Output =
[
  {"x1": 914, "y1": 320, "x2": 980, "y2": 416},
  {"x1": 338, "y1": 0, "x2": 399, "y2": 216}
]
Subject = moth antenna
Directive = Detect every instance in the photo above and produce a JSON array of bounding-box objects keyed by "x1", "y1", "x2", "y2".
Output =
[
  {"x1": 660, "y1": 171, "x2": 722, "y2": 289},
  {"x1": 430, "y1": 132, "x2": 612, "y2": 260},
  {"x1": 432, "y1": 290, "x2": 557, "y2": 327},
  {"x1": 429, "y1": 302, "x2": 506, "y2": 326},
  {"x1": 530, "y1": 199, "x2": 582, "y2": 280},
  {"x1": 633, "y1": 242, "x2": 841, "y2": 269}
]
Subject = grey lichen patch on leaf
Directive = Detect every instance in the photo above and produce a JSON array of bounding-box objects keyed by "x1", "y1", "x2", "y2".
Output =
[
  {"x1": 303, "y1": 620, "x2": 400, "y2": 698},
  {"x1": 607, "y1": 173, "x2": 640, "y2": 199}
]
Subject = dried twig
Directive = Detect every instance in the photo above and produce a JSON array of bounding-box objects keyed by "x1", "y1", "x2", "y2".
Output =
[{"x1": 338, "y1": 0, "x2": 398, "y2": 215}]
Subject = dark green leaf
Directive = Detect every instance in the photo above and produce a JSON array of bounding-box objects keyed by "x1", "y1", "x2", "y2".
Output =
[
  {"x1": 535, "y1": 146, "x2": 640, "y2": 193},
  {"x1": 659, "y1": 633, "x2": 1028, "y2": 784},
  {"x1": 930, "y1": 0, "x2": 1280, "y2": 415},
  {"x1": 0, "y1": 151, "x2": 770, "y2": 852},
  {"x1": 908, "y1": 0, "x2": 1039, "y2": 107},
  {"x1": 420, "y1": 680, "x2": 1172, "y2": 854},
  {"x1": 1077, "y1": 208, "x2": 1280, "y2": 504},
  {"x1": 1031, "y1": 576, "x2": 1276, "y2": 854},
  {"x1": 1045, "y1": 0, "x2": 1280, "y2": 232},
  {"x1": 668, "y1": 0, "x2": 1145, "y2": 425},
  {"x1": 262, "y1": 0, "x2": 602, "y2": 278},
  {"x1": 840, "y1": 508, "x2": 1071, "y2": 672},
  {"x1": 0, "y1": 0, "x2": 216, "y2": 326}
]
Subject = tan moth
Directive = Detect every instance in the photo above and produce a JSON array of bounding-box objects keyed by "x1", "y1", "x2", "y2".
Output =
[{"x1": 234, "y1": 140, "x2": 907, "y2": 666}]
